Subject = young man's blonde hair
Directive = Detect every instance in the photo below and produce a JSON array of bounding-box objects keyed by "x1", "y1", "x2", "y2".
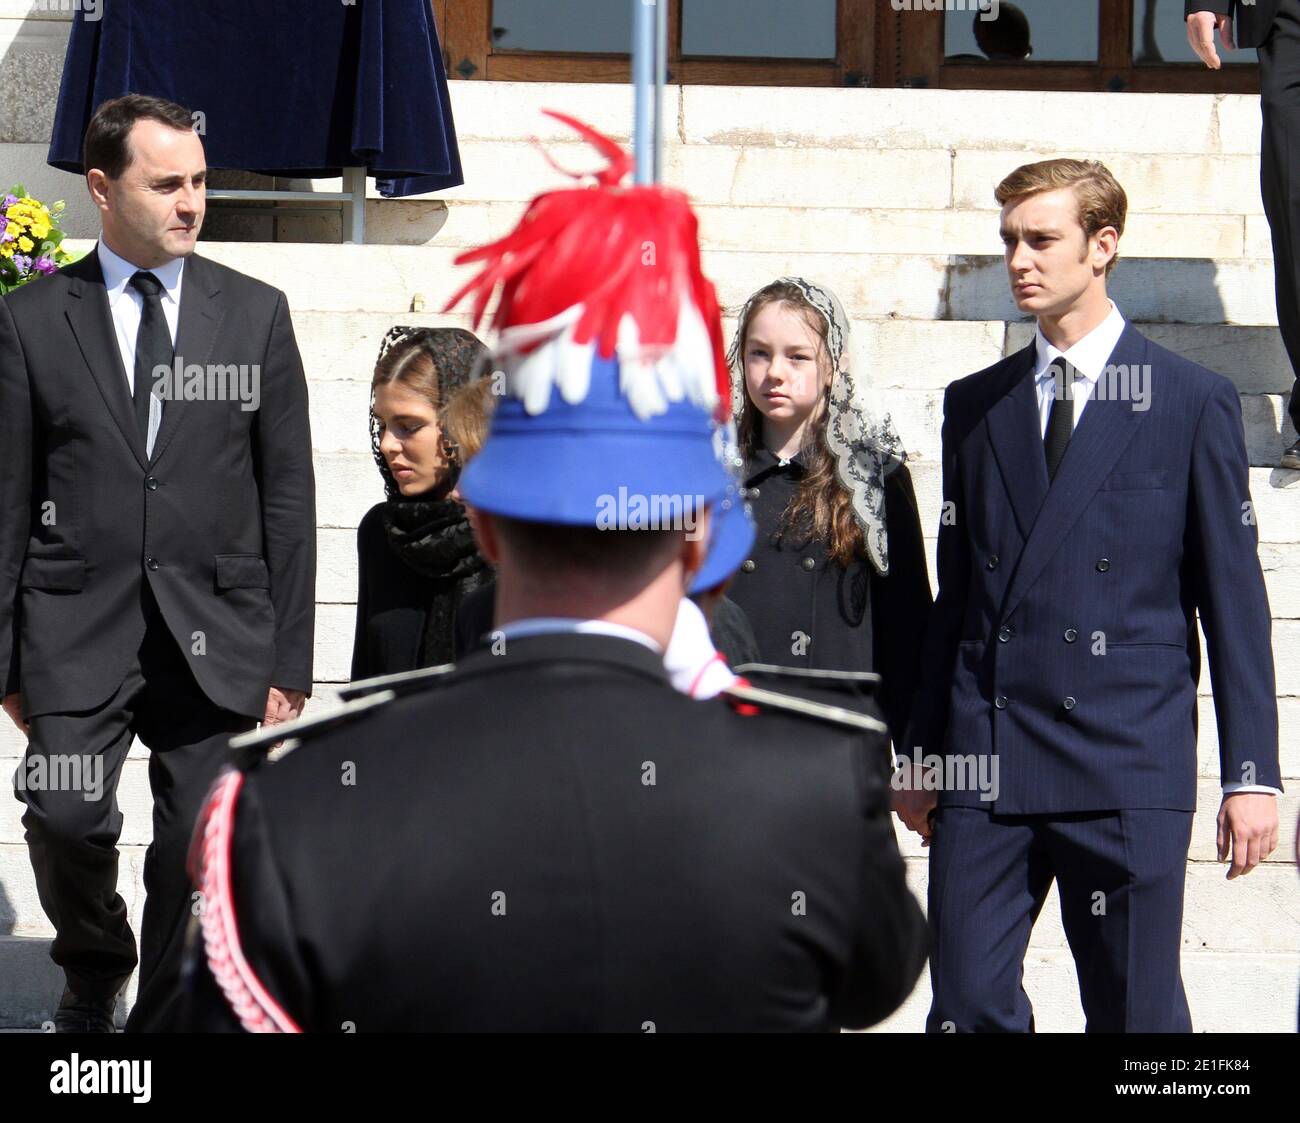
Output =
[{"x1": 995, "y1": 158, "x2": 1128, "y2": 275}]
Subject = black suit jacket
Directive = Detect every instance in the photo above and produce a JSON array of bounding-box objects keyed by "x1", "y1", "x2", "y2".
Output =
[
  {"x1": 1185, "y1": 0, "x2": 1278, "y2": 48},
  {"x1": 185, "y1": 632, "x2": 927, "y2": 1032},
  {"x1": 0, "y1": 246, "x2": 316, "y2": 719}
]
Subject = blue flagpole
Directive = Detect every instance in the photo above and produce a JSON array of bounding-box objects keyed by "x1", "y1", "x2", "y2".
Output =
[{"x1": 633, "y1": 0, "x2": 664, "y2": 186}]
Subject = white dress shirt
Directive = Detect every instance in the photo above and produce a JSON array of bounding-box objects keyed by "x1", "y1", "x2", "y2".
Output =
[
  {"x1": 663, "y1": 598, "x2": 740, "y2": 700},
  {"x1": 1032, "y1": 302, "x2": 1277, "y2": 799},
  {"x1": 1032, "y1": 299, "x2": 1127, "y2": 438},
  {"x1": 97, "y1": 238, "x2": 185, "y2": 458}
]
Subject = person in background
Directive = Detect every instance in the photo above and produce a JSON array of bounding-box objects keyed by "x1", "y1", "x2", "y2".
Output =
[
  {"x1": 442, "y1": 374, "x2": 499, "y2": 480},
  {"x1": 974, "y1": 3, "x2": 1033, "y2": 61},
  {"x1": 725, "y1": 277, "x2": 932, "y2": 750},
  {"x1": 350, "y1": 327, "x2": 494, "y2": 678},
  {"x1": 1187, "y1": 1, "x2": 1300, "y2": 468}
]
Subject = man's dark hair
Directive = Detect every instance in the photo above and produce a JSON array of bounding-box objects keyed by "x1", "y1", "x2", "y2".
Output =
[
  {"x1": 82, "y1": 94, "x2": 197, "y2": 180},
  {"x1": 492, "y1": 517, "x2": 682, "y2": 583}
]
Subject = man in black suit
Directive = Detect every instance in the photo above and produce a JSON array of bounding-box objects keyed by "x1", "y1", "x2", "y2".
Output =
[
  {"x1": 182, "y1": 124, "x2": 927, "y2": 1033},
  {"x1": 1188, "y1": 0, "x2": 1300, "y2": 468},
  {"x1": 0, "y1": 95, "x2": 316, "y2": 1031}
]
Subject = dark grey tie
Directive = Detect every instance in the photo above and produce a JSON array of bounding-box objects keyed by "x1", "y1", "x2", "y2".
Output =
[
  {"x1": 129, "y1": 270, "x2": 170, "y2": 448},
  {"x1": 1043, "y1": 359, "x2": 1076, "y2": 481}
]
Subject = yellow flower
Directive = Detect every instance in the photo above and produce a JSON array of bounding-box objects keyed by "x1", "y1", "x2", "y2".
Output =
[
  {"x1": 16, "y1": 236, "x2": 32, "y2": 252},
  {"x1": 0, "y1": 243, "x2": 15, "y2": 259}
]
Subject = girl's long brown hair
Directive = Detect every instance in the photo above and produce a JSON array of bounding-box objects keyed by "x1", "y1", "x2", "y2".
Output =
[{"x1": 736, "y1": 281, "x2": 865, "y2": 567}]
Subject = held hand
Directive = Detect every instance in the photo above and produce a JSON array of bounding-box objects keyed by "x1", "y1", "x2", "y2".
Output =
[
  {"x1": 891, "y1": 761, "x2": 938, "y2": 846},
  {"x1": 2, "y1": 692, "x2": 28, "y2": 738},
  {"x1": 263, "y1": 686, "x2": 306, "y2": 729},
  {"x1": 1186, "y1": 11, "x2": 1235, "y2": 69},
  {"x1": 1216, "y1": 792, "x2": 1279, "y2": 879}
]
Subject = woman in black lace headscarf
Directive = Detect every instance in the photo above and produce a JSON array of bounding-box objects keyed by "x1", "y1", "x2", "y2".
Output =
[{"x1": 349, "y1": 326, "x2": 495, "y2": 679}]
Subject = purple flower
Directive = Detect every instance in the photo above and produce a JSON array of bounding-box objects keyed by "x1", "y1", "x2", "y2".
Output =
[
  {"x1": 13, "y1": 254, "x2": 30, "y2": 272},
  {"x1": 34, "y1": 256, "x2": 56, "y2": 275},
  {"x1": 3, "y1": 194, "x2": 17, "y2": 208}
]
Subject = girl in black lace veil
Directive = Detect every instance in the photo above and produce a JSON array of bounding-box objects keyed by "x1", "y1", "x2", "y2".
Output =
[
  {"x1": 723, "y1": 278, "x2": 933, "y2": 748},
  {"x1": 350, "y1": 327, "x2": 495, "y2": 678}
]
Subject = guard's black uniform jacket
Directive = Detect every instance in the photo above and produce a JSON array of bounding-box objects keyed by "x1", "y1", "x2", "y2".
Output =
[{"x1": 182, "y1": 631, "x2": 926, "y2": 1032}]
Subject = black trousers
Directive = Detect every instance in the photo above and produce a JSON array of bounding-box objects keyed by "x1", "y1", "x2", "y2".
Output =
[
  {"x1": 1259, "y1": 0, "x2": 1300, "y2": 433},
  {"x1": 14, "y1": 582, "x2": 256, "y2": 1031}
]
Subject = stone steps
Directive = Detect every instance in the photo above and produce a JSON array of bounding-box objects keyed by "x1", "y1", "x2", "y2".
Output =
[
  {"x1": 286, "y1": 311, "x2": 1298, "y2": 393},
  {"x1": 2, "y1": 47, "x2": 1297, "y2": 1030},
  {"x1": 4, "y1": 927, "x2": 1294, "y2": 1032},
  {"x1": 52, "y1": 238, "x2": 1297, "y2": 327},
  {"x1": 0, "y1": 137, "x2": 1278, "y2": 259},
  {"x1": 871, "y1": 944, "x2": 1300, "y2": 1033}
]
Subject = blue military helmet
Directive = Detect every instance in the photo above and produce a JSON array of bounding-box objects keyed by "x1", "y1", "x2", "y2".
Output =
[{"x1": 457, "y1": 350, "x2": 732, "y2": 529}]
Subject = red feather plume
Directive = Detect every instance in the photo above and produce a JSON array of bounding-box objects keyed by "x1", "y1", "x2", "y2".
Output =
[{"x1": 445, "y1": 111, "x2": 731, "y2": 419}]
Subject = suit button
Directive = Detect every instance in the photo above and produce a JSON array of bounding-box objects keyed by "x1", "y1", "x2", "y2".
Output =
[
  {"x1": 986, "y1": 555, "x2": 999, "y2": 570},
  {"x1": 1096, "y1": 558, "x2": 1111, "y2": 572},
  {"x1": 749, "y1": 487, "x2": 760, "y2": 499},
  {"x1": 1063, "y1": 696, "x2": 1077, "y2": 711},
  {"x1": 801, "y1": 557, "x2": 816, "y2": 571},
  {"x1": 145, "y1": 476, "x2": 159, "y2": 490},
  {"x1": 146, "y1": 557, "x2": 159, "y2": 571},
  {"x1": 997, "y1": 625, "x2": 1013, "y2": 643},
  {"x1": 741, "y1": 560, "x2": 756, "y2": 573},
  {"x1": 994, "y1": 695, "x2": 1008, "y2": 709},
  {"x1": 1064, "y1": 628, "x2": 1078, "y2": 643}
]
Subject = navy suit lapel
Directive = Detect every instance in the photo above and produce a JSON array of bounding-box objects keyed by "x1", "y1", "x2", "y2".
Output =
[
  {"x1": 149, "y1": 253, "x2": 224, "y2": 468},
  {"x1": 1002, "y1": 324, "x2": 1152, "y2": 619},
  {"x1": 64, "y1": 248, "x2": 148, "y2": 471},
  {"x1": 986, "y1": 342, "x2": 1048, "y2": 542}
]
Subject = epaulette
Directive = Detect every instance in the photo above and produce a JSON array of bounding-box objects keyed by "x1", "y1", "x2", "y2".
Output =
[
  {"x1": 732, "y1": 664, "x2": 881, "y2": 692},
  {"x1": 335, "y1": 662, "x2": 456, "y2": 702},
  {"x1": 226, "y1": 691, "x2": 396, "y2": 767},
  {"x1": 722, "y1": 680, "x2": 888, "y2": 735}
]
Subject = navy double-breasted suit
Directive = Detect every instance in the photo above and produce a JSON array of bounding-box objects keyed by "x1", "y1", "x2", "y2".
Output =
[{"x1": 907, "y1": 321, "x2": 1281, "y2": 1031}]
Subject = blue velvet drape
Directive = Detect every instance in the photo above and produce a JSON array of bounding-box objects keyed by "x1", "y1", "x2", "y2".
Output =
[{"x1": 47, "y1": 0, "x2": 463, "y2": 197}]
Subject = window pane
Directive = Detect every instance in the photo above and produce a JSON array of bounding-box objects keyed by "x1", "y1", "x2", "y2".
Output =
[
  {"x1": 492, "y1": 0, "x2": 632, "y2": 54},
  {"x1": 682, "y1": 0, "x2": 836, "y2": 59},
  {"x1": 1133, "y1": 0, "x2": 1257, "y2": 64},
  {"x1": 943, "y1": 0, "x2": 1100, "y2": 63}
]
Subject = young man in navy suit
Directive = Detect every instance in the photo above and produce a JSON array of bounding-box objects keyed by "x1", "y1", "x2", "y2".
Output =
[{"x1": 897, "y1": 159, "x2": 1282, "y2": 1031}]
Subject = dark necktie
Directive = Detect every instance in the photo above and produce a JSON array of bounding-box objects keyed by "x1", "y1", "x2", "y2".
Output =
[
  {"x1": 1043, "y1": 359, "x2": 1076, "y2": 481},
  {"x1": 129, "y1": 270, "x2": 171, "y2": 449}
]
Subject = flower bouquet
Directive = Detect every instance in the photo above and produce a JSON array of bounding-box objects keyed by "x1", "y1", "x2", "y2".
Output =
[{"x1": 0, "y1": 186, "x2": 78, "y2": 294}]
